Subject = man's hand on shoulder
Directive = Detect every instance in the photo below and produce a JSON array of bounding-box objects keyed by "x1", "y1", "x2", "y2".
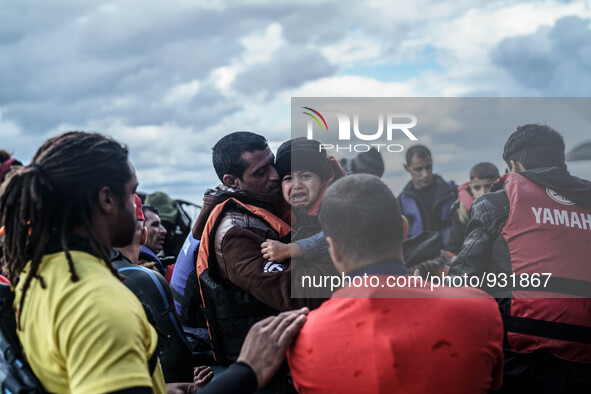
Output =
[{"x1": 238, "y1": 307, "x2": 309, "y2": 389}]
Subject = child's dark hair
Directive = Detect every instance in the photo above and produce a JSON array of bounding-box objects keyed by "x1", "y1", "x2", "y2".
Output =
[{"x1": 469, "y1": 162, "x2": 500, "y2": 180}]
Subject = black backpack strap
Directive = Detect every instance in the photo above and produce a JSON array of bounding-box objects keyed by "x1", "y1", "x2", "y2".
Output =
[
  {"x1": 139, "y1": 303, "x2": 164, "y2": 375},
  {"x1": 0, "y1": 283, "x2": 46, "y2": 393},
  {"x1": 512, "y1": 276, "x2": 591, "y2": 298},
  {"x1": 147, "y1": 350, "x2": 158, "y2": 376},
  {"x1": 502, "y1": 275, "x2": 591, "y2": 345},
  {"x1": 503, "y1": 315, "x2": 591, "y2": 344}
]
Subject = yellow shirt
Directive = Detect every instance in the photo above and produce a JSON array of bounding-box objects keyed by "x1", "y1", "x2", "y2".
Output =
[{"x1": 14, "y1": 250, "x2": 166, "y2": 394}]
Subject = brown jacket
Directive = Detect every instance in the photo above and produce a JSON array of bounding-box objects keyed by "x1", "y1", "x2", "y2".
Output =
[{"x1": 193, "y1": 186, "x2": 335, "y2": 312}]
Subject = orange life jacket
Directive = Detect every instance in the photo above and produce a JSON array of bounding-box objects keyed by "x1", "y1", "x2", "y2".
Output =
[{"x1": 195, "y1": 198, "x2": 290, "y2": 366}]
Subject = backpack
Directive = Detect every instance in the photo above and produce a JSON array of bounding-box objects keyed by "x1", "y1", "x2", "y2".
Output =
[
  {"x1": 0, "y1": 283, "x2": 45, "y2": 393},
  {"x1": 1, "y1": 281, "x2": 158, "y2": 394}
]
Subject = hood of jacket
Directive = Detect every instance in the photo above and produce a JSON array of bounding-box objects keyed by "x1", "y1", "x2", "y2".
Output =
[
  {"x1": 192, "y1": 185, "x2": 280, "y2": 240},
  {"x1": 491, "y1": 167, "x2": 591, "y2": 210}
]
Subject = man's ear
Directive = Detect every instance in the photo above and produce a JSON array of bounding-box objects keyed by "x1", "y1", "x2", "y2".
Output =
[
  {"x1": 222, "y1": 174, "x2": 240, "y2": 189},
  {"x1": 509, "y1": 160, "x2": 526, "y2": 173},
  {"x1": 508, "y1": 160, "x2": 516, "y2": 173},
  {"x1": 401, "y1": 215, "x2": 409, "y2": 242},
  {"x1": 97, "y1": 186, "x2": 116, "y2": 214},
  {"x1": 403, "y1": 163, "x2": 410, "y2": 173},
  {"x1": 140, "y1": 227, "x2": 147, "y2": 246},
  {"x1": 326, "y1": 236, "x2": 346, "y2": 274}
]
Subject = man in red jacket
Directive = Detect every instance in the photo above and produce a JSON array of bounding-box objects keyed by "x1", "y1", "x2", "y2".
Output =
[{"x1": 288, "y1": 175, "x2": 504, "y2": 393}]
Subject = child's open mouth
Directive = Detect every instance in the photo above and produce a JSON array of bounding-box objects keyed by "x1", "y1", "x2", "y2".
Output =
[{"x1": 292, "y1": 192, "x2": 308, "y2": 201}]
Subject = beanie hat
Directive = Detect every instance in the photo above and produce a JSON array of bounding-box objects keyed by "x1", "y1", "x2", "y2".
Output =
[
  {"x1": 134, "y1": 194, "x2": 145, "y2": 221},
  {"x1": 402, "y1": 231, "x2": 443, "y2": 268},
  {"x1": 145, "y1": 191, "x2": 178, "y2": 224},
  {"x1": 351, "y1": 148, "x2": 385, "y2": 178},
  {"x1": 275, "y1": 137, "x2": 330, "y2": 181}
]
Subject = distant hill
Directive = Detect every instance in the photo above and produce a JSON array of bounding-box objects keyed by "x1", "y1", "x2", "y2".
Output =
[{"x1": 567, "y1": 142, "x2": 591, "y2": 161}]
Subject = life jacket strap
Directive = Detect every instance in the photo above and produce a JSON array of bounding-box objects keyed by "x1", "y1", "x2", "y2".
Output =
[{"x1": 503, "y1": 315, "x2": 591, "y2": 344}]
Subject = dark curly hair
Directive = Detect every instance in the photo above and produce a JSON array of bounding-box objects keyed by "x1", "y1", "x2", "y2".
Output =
[{"x1": 0, "y1": 131, "x2": 132, "y2": 327}]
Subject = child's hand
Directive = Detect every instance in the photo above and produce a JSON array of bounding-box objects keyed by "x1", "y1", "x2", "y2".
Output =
[{"x1": 261, "y1": 239, "x2": 291, "y2": 262}]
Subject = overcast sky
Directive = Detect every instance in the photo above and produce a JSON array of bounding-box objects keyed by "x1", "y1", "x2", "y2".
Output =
[{"x1": 1, "y1": 0, "x2": 590, "y2": 203}]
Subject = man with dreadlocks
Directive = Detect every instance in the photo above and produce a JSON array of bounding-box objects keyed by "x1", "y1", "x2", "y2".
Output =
[
  {"x1": 0, "y1": 150, "x2": 22, "y2": 279},
  {"x1": 0, "y1": 131, "x2": 313, "y2": 394},
  {"x1": 0, "y1": 132, "x2": 172, "y2": 393}
]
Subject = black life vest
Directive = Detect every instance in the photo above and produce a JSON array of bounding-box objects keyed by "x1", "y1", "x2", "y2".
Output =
[{"x1": 195, "y1": 198, "x2": 291, "y2": 366}]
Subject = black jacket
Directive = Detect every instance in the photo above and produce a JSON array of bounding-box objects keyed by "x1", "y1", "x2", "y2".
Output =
[{"x1": 398, "y1": 175, "x2": 457, "y2": 241}]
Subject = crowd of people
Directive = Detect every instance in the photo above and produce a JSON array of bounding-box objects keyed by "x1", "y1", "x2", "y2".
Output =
[{"x1": 0, "y1": 123, "x2": 590, "y2": 393}]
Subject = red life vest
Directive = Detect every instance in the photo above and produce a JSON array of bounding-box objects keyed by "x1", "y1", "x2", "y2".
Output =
[
  {"x1": 457, "y1": 182, "x2": 474, "y2": 212},
  {"x1": 501, "y1": 173, "x2": 591, "y2": 363},
  {"x1": 304, "y1": 156, "x2": 346, "y2": 217}
]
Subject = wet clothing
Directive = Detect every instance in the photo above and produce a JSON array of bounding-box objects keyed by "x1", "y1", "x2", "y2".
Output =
[
  {"x1": 288, "y1": 260, "x2": 504, "y2": 394},
  {"x1": 14, "y1": 248, "x2": 166, "y2": 393},
  {"x1": 448, "y1": 167, "x2": 591, "y2": 391},
  {"x1": 398, "y1": 174, "x2": 457, "y2": 241},
  {"x1": 111, "y1": 250, "x2": 193, "y2": 383}
]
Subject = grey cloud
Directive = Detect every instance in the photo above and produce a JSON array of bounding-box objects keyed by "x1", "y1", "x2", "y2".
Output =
[
  {"x1": 1, "y1": 40, "x2": 240, "y2": 131},
  {"x1": 491, "y1": 16, "x2": 591, "y2": 95},
  {"x1": 7, "y1": 0, "x2": 561, "y2": 200},
  {"x1": 0, "y1": 0, "x2": 414, "y2": 137},
  {"x1": 232, "y1": 45, "x2": 336, "y2": 94},
  {"x1": 0, "y1": 1, "x2": 89, "y2": 46},
  {"x1": 1, "y1": 1, "x2": 366, "y2": 201},
  {"x1": 0, "y1": 3, "x2": 283, "y2": 132}
]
